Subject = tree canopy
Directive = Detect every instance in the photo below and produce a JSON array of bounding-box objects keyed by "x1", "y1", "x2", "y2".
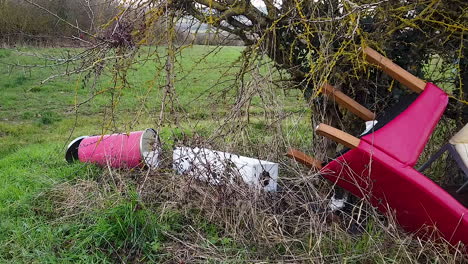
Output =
[
  {"x1": 6, "y1": 0, "x2": 467, "y2": 129},
  {"x1": 168, "y1": 0, "x2": 467, "y2": 125}
]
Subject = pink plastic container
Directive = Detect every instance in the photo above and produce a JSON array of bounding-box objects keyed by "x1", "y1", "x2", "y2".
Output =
[{"x1": 66, "y1": 129, "x2": 160, "y2": 169}]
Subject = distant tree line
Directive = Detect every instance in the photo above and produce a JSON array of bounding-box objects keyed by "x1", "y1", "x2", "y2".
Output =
[{"x1": 0, "y1": 0, "x2": 119, "y2": 46}]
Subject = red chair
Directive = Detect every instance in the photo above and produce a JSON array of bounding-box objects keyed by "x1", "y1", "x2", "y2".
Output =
[{"x1": 288, "y1": 47, "x2": 467, "y2": 249}]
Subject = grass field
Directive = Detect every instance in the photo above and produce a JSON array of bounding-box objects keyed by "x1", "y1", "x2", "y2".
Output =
[
  {"x1": 0, "y1": 45, "x2": 316, "y2": 262},
  {"x1": 0, "y1": 46, "x2": 464, "y2": 263}
]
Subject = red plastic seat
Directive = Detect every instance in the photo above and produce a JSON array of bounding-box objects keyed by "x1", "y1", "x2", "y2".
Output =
[
  {"x1": 320, "y1": 83, "x2": 468, "y2": 248},
  {"x1": 321, "y1": 140, "x2": 468, "y2": 247},
  {"x1": 360, "y1": 83, "x2": 448, "y2": 167}
]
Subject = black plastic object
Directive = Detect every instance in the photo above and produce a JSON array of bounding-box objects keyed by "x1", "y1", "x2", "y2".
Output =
[{"x1": 65, "y1": 136, "x2": 87, "y2": 163}]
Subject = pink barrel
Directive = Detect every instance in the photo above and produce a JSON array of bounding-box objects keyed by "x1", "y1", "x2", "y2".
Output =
[{"x1": 66, "y1": 129, "x2": 160, "y2": 169}]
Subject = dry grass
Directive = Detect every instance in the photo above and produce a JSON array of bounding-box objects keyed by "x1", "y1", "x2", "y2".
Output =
[
  {"x1": 22, "y1": 101, "x2": 466, "y2": 263},
  {"x1": 132, "y1": 163, "x2": 466, "y2": 263},
  {"x1": 36, "y1": 129, "x2": 455, "y2": 263},
  {"x1": 2, "y1": 44, "x2": 465, "y2": 262}
]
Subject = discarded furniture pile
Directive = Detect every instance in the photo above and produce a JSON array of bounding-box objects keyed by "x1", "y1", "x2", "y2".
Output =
[
  {"x1": 66, "y1": 47, "x2": 468, "y2": 249},
  {"x1": 288, "y1": 47, "x2": 468, "y2": 250}
]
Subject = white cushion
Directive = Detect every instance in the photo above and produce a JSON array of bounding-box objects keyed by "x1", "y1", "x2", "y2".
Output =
[{"x1": 450, "y1": 123, "x2": 468, "y2": 144}]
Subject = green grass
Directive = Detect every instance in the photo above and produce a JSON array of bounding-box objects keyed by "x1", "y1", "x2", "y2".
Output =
[
  {"x1": 3, "y1": 45, "x2": 459, "y2": 262},
  {"x1": 0, "y1": 45, "x2": 312, "y2": 262}
]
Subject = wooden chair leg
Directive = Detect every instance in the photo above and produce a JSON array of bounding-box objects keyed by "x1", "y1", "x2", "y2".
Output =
[
  {"x1": 287, "y1": 124, "x2": 360, "y2": 169},
  {"x1": 363, "y1": 47, "x2": 426, "y2": 93},
  {"x1": 322, "y1": 83, "x2": 376, "y2": 121},
  {"x1": 315, "y1": 124, "x2": 360, "y2": 149},
  {"x1": 286, "y1": 148, "x2": 323, "y2": 169}
]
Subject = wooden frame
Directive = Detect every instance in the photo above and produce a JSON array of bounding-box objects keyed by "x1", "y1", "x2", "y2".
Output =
[
  {"x1": 322, "y1": 83, "x2": 376, "y2": 121},
  {"x1": 315, "y1": 47, "x2": 429, "y2": 153},
  {"x1": 287, "y1": 124, "x2": 360, "y2": 170},
  {"x1": 287, "y1": 46, "x2": 427, "y2": 170},
  {"x1": 362, "y1": 47, "x2": 426, "y2": 93},
  {"x1": 315, "y1": 124, "x2": 360, "y2": 149},
  {"x1": 322, "y1": 46, "x2": 428, "y2": 121},
  {"x1": 286, "y1": 148, "x2": 323, "y2": 169}
]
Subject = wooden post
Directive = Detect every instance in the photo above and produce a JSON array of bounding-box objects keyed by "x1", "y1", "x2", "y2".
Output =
[
  {"x1": 363, "y1": 47, "x2": 426, "y2": 93},
  {"x1": 322, "y1": 83, "x2": 376, "y2": 121}
]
